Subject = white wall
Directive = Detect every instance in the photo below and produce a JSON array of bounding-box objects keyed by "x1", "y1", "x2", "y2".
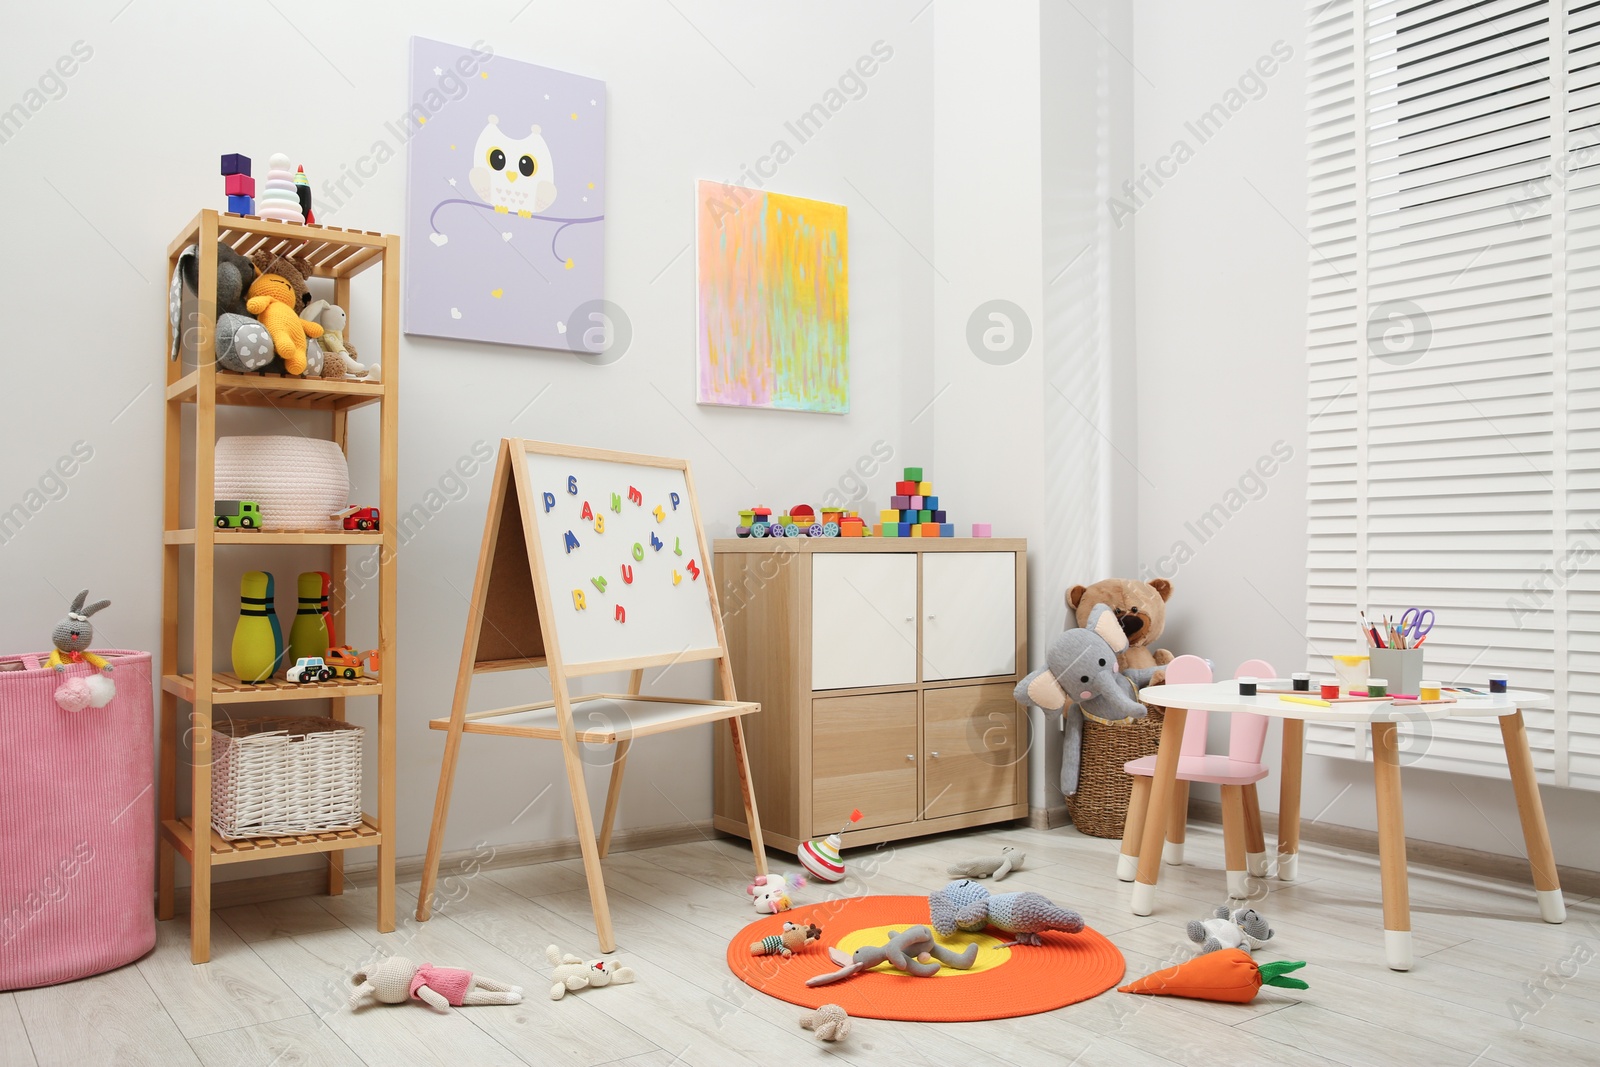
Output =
[
  {"x1": 1131, "y1": 0, "x2": 1600, "y2": 871},
  {"x1": 1, "y1": 0, "x2": 939, "y2": 882}
]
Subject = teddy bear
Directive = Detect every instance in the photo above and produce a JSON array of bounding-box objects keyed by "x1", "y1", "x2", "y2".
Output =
[
  {"x1": 1067, "y1": 577, "x2": 1175, "y2": 684},
  {"x1": 546, "y1": 944, "x2": 636, "y2": 1000},
  {"x1": 347, "y1": 955, "x2": 522, "y2": 1012},
  {"x1": 247, "y1": 271, "x2": 323, "y2": 375}
]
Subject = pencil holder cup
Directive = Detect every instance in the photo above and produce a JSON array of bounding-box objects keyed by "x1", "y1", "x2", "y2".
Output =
[
  {"x1": 1369, "y1": 648, "x2": 1424, "y2": 697},
  {"x1": 1332, "y1": 654, "x2": 1369, "y2": 696}
]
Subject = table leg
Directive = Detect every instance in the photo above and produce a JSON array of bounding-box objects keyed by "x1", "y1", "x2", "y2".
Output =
[
  {"x1": 1242, "y1": 783, "x2": 1268, "y2": 878},
  {"x1": 1220, "y1": 784, "x2": 1248, "y2": 899},
  {"x1": 1499, "y1": 710, "x2": 1565, "y2": 923},
  {"x1": 1131, "y1": 706, "x2": 1187, "y2": 916},
  {"x1": 1371, "y1": 721, "x2": 1411, "y2": 971},
  {"x1": 1118, "y1": 776, "x2": 1152, "y2": 881},
  {"x1": 1278, "y1": 718, "x2": 1305, "y2": 882},
  {"x1": 1164, "y1": 781, "x2": 1190, "y2": 866}
]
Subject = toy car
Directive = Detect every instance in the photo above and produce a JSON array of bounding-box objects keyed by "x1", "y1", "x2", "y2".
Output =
[
  {"x1": 215, "y1": 499, "x2": 262, "y2": 529},
  {"x1": 323, "y1": 646, "x2": 369, "y2": 679},
  {"x1": 335, "y1": 505, "x2": 380, "y2": 531},
  {"x1": 286, "y1": 656, "x2": 332, "y2": 683}
]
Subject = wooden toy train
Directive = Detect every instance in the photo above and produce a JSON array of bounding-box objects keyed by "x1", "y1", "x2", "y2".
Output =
[{"x1": 736, "y1": 504, "x2": 869, "y2": 538}]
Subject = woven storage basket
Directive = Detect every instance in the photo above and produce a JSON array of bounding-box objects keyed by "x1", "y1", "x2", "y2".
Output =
[
  {"x1": 215, "y1": 435, "x2": 349, "y2": 531},
  {"x1": 1064, "y1": 703, "x2": 1166, "y2": 839},
  {"x1": 211, "y1": 716, "x2": 363, "y2": 839}
]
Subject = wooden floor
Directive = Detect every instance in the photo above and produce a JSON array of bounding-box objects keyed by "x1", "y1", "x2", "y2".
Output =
[{"x1": 3, "y1": 821, "x2": 1595, "y2": 1066}]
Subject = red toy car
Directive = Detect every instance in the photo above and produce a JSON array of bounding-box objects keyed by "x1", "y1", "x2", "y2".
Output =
[{"x1": 337, "y1": 506, "x2": 380, "y2": 531}]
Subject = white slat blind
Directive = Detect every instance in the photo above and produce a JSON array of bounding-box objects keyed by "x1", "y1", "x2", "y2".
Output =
[{"x1": 1305, "y1": 0, "x2": 1600, "y2": 788}]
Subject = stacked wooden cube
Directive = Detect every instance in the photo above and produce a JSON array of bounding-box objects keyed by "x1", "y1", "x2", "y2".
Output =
[{"x1": 875, "y1": 466, "x2": 955, "y2": 538}]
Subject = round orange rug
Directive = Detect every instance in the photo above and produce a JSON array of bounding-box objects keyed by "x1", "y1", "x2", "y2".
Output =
[{"x1": 725, "y1": 895, "x2": 1125, "y2": 1021}]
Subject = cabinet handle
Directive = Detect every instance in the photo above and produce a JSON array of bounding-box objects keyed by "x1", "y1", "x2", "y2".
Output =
[
  {"x1": 931, "y1": 751, "x2": 940, "y2": 759},
  {"x1": 927, "y1": 614, "x2": 937, "y2": 621},
  {"x1": 906, "y1": 753, "x2": 916, "y2": 762},
  {"x1": 904, "y1": 615, "x2": 914, "y2": 622}
]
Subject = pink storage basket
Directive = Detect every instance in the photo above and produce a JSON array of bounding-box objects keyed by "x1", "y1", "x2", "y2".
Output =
[{"x1": 0, "y1": 650, "x2": 156, "y2": 990}]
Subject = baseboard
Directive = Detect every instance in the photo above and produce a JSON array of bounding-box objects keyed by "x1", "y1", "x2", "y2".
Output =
[
  {"x1": 172, "y1": 821, "x2": 715, "y2": 913},
  {"x1": 1028, "y1": 805, "x2": 1072, "y2": 830},
  {"x1": 1186, "y1": 798, "x2": 1600, "y2": 898}
]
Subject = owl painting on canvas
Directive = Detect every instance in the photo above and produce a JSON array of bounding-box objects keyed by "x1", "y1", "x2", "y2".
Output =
[{"x1": 468, "y1": 114, "x2": 558, "y2": 216}]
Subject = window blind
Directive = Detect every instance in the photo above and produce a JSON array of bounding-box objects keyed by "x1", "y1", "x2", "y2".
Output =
[{"x1": 1305, "y1": 0, "x2": 1600, "y2": 789}]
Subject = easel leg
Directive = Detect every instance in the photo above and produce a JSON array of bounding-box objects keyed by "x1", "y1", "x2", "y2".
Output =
[
  {"x1": 1500, "y1": 710, "x2": 1565, "y2": 923},
  {"x1": 727, "y1": 714, "x2": 768, "y2": 876},
  {"x1": 560, "y1": 728, "x2": 616, "y2": 952},
  {"x1": 598, "y1": 738, "x2": 631, "y2": 859},
  {"x1": 416, "y1": 712, "x2": 468, "y2": 923}
]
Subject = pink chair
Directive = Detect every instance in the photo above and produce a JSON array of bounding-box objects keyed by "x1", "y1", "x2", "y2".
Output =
[{"x1": 1116, "y1": 657, "x2": 1274, "y2": 897}]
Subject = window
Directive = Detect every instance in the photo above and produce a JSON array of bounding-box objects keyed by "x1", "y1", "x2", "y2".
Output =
[{"x1": 1306, "y1": 0, "x2": 1600, "y2": 788}]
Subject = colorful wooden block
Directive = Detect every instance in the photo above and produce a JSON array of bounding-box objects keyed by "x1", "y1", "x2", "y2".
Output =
[
  {"x1": 880, "y1": 523, "x2": 897, "y2": 538},
  {"x1": 904, "y1": 467, "x2": 923, "y2": 481},
  {"x1": 932, "y1": 510, "x2": 947, "y2": 523},
  {"x1": 925, "y1": 496, "x2": 939, "y2": 511},
  {"x1": 901, "y1": 510, "x2": 918, "y2": 523},
  {"x1": 921, "y1": 522, "x2": 940, "y2": 537},
  {"x1": 972, "y1": 523, "x2": 992, "y2": 537},
  {"x1": 895, "y1": 480, "x2": 917, "y2": 495},
  {"x1": 940, "y1": 523, "x2": 955, "y2": 537},
  {"x1": 224, "y1": 173, "x2": 256, "y2": 196},
  {"x1": 910, "y1": 496, "x2": 923, "y2": 510},
  {"x1": 220, "y1": 153, "x2": 252, "y2": 176},
  {"x1": 880, "y1": 509, "x2": 900, "y2": 523},
  {"x1": 898, "y1": 523, "x2": 912, "y2": 537},
  {"x1": 890, "y1": 495, "x2": 911, "y2": 509},
  {"x1": 918, "y1": 510, "x2": 932, "y2": 524},
  {"x1": 226, "y1": 195, "x2": 254, "y2": 215},
  {"x1": 917, "y1": 481, "x2": 933, "y2": 496},
  {"x1": 910, "y1": 525, "x2": 924, "y2": 537}
]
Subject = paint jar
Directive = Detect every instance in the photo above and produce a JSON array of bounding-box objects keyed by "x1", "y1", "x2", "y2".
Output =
[
  {"x1": 1489, "y1": 674, "x2": 1509, "y2": 694},
  {"x1": 1238, "y1": 677, "x2": 1258, "y2": 696},
  {"x1": 1332, "y1": 654, "x2": 1370, "y2": 696},
  {"x1": 1419, "y1": 681, "x2": 1441, "y2": 701},
  {"x1": 1292, "y1": 672, "x2": 1311, "y2": 691},
  {"x1": 1320, "y1": 682, "x2": 1341, "y2": 700},
  {"x1": 1368, "y1": 678, "x2": 1389, "y2": 697}
]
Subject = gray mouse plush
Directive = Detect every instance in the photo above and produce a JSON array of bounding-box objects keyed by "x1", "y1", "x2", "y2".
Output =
[
  {"x1": 169, "y1": 242, "x2": 275, "y2": 373},
  {"x1": 1186, "y1": 905, "x2": 1274, "y2": 955},
  {"x1": 1014, "y1": 603, "x2": 1159, "y2": 794},
  {"x1": 804, "y1": 925, "x2": 978, "y2": 987}
]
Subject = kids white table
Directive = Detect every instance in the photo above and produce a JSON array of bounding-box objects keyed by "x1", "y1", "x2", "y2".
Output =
[{"x1": 1130, "y1": 682, "x2": 1564, "y2": 970}]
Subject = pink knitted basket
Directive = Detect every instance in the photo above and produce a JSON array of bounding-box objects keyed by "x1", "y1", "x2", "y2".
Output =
[{"x1": 0, "y1": 650, "x2": 156, "y2": 990}]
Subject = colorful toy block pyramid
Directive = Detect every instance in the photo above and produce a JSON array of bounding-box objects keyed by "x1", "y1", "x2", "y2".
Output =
[
  {"x1": 874, "y1": 466, "x2": 961, "y2": 538},
  {"x1": 221, "y1": 152, "x2": 254, "y2": 216}
]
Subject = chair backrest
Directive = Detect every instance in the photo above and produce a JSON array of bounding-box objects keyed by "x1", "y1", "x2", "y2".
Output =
[
  {"x1": 1162, "y1": 655, "x2": 1213, "y2": 756},
  {"x1": 1230, "y1": 659, "x2": 1276, "y2": 764}
]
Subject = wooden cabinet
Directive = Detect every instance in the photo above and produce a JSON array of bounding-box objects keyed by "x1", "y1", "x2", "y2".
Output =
[{"x1": 714, "y1": 539, "x2": 1027, "y2": 852}]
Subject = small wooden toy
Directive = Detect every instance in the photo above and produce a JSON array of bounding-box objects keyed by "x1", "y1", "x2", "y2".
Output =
[
  {"x1": 215, "y1": 499, "x2": 262, "y2": 529},
  {"x1": 336, "y1": 505, "x2": 381, "y2": 531},
  {"x1": 324, "y1": 645, "x2": 373, "y2": 679},
  {"x1": 232, "y1": 571, "x2": 284, "y2": 683},
  {"x1": 295, "y1": 164, "x2": 315, "y2": 224},
  {"x1": 220, "y1": 153, "x2": 252, "y2": 176},
  {"x1": 286, "y1": 656, "x2": 332, "y2": 683},
  {"x1": 225, "y1": 195, "x2": 255, "y2": 215},
  {"x1": 224, "y1": 173, "x2": 256, "y2": 197}
]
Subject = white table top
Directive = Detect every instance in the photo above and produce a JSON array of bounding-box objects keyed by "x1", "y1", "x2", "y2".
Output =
[{"x1": 1139, "y1": 681, "x2": 1548, "y2": 722}]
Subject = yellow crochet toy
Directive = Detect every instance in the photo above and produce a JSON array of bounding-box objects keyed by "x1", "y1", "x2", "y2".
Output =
[{"x1": 246, "y1": 272, "x2": 323, "y2": 375}]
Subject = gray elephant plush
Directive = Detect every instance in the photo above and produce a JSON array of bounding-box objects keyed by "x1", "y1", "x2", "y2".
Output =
[
  {"x1": 169, "y1": 242, "x2": 275, "y2": 373},
  {"x1": 1014, "y1": 603, "x2": 1159, "y2": 794}
]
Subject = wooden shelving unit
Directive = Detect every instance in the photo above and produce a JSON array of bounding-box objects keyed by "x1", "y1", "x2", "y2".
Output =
[{"x1": 159, "y1": 209, "x2": 399, "y2": 963}]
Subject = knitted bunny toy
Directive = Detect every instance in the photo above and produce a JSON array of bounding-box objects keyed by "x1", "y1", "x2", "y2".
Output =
[
  {"x1": 301, "y1": 300, "x2": 372, "y2": 381},
  {"x1": 50, "y1": 589, "x2": 116, "y2": 712},
  {"x1": 348, "y1": 955, "x2": 522, "y2": 1013},
  {"x1": 805, "y1": 925, "x2": 978, "y2": 987},
  {"x1": 546, "y1": 944, "x2": 636, "y2": 1000},
  {"x1": 947, "y1": 846, "x2": 1024, "y2": 881},
  {"x1": 800, "y1": 1004, "x2": 852, "y2": 1042},
  {"x1": 747, "y1": 872, "x2": 805, "y2": 914},
  {"x1": 1186, "y1": 905, "x2": 1274, "y2": 955}
]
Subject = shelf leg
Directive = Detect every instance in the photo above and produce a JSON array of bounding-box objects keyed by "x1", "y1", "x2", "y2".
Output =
[{"x1": 157, "y1": 689, "x2": 177, "y2": 921}]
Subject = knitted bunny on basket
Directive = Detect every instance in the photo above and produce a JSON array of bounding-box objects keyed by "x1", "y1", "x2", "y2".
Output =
[
  {"x1": 546, "y1": 944, "x2": 636, "y2": 999},
  {"x1": 348, "y1": 955, "x2": 522, "y2": 1013},
  {"x1": 50, "y1": 589, "x2": 116, "y2": 712}
]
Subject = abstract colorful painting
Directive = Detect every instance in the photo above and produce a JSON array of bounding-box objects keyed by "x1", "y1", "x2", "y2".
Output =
[
  {"x1": 403, "y1": 37, "x2": 606, "y2": 352},
  {"x1": 696, "y1": 181, "x2": 849, "y2": 413}
]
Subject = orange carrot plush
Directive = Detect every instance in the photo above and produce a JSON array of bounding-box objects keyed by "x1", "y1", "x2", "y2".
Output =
[{"x1": 1119, "y1": 949, "x2": 1308, "y2": 1003}]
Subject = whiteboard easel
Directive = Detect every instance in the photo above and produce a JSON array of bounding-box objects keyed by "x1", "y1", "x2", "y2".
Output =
[{"x1": 415, "y1": 438, "x2": 767, "y2": 950}]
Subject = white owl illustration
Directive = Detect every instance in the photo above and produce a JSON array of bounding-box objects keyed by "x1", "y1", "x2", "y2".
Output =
[{"x1": 468, "y1": 114, "x2": 558, "y2": 217}]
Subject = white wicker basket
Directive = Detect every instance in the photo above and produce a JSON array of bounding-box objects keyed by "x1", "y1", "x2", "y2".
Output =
[
  {"x1": 215, "y1": 435, "x2": 350, "y2": 531},
  {"x1": 211, "y1": 716, "x2": 364, "y2": 839}
]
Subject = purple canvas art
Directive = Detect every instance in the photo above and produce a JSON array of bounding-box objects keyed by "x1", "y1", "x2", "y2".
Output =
[{"x1": 403, "y1": 37, "x2": 606, "y2": 352}]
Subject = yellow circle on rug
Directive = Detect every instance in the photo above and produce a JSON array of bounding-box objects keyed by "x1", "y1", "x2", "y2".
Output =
[{"x1": 836, "y1": 924, "x2": 1011, "y2": 977}]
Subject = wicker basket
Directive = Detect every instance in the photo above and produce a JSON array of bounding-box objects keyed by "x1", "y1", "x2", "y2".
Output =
[
  {"x1": 211, "y1": 716, "x2": 364, "y2": 839},
  {"x1": 1063, "y1": 704, "x2": 1166, "y2": 839}
]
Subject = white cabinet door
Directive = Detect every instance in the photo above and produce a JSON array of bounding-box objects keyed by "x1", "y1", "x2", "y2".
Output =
[
  {"x1": 811, "y1": 554, "x2": 918, "y2": 690},
  {"x1": 921, "y1": 552, "x2": 1017, "y2": 681}
]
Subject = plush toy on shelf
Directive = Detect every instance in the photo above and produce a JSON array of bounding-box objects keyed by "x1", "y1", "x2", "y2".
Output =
[
  {"x1": 49, "y1": 589, "x2": 116, "y2": 712},
  {"x1": 546, "y1": 944, "x2": 636, "y2": 1000},
  {"x1": 170, "y1": 242, "x2": 275, "y2": 373},
  {"x1": 798, "y1": 809, "x2": 861, "y2": 882},
  {"x1": 1186, "y1": 905, "x2": 1275, "y2": 955},
  {"x1": 750, "y1": 921, "x2": 823, "y2": 958},
  {"x1": 302, "y1": 300, "x2": 373, "y2": 380},
  {"x1": 927, "y1": 880, "x2": 1085, "y2": 946},
  {"x1": 804, "y1": 925, "x2": 979, "y2": 987},
  {"x1": 348, "y1": 955, "x2": 522, "y2": 1012},
  {"x1": 1119, "y1": 949, "x2": 1307, "y2": 1004},
  {"x1": 799, "y1": 1003, "x2": 851, "y2": 1042},
  {"x1": 747, "y1": 872, "x2": 805, "y2": 914},
  {"x1": 247, "y1": 270, "x2": 323, "y2": 375},
  {"x1": 947, "y1": 845, "x2": 1024, "y2": 881}
]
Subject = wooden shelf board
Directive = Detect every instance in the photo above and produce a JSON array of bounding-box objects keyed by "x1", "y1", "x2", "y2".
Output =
[
  {"x1": 162, "y1": 815, "x2": 380, "y2": 865},
  {"x1": 164, "y1": 528, "x2": 382, "y2": 546},
  {"x1": 167, "y1": 369, "x2": 383, "y2": 411},
  {"x1": 164, "y1": 672, "x2": 384, "y2": 704},
  {"x1": 712, "y1": 537, "x2": 1027, "y2": 554},
  {"x1": 169, "y1": 209, "x2": 388, "y2": 276}
]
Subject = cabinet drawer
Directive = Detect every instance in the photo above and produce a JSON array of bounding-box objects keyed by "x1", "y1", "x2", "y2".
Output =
[
  {"x1": 811, "y1": 691, "x2": 918, "y2": 834},
  {"x1": 921, "y1": 552, "x2": 1017, "y2": 681},
  {"x1": 922, "y1": 683, "x2": 1020, "y2": 819},
  {"x1": 811, "y1": 553, "x2": 918, "y2": 690}
]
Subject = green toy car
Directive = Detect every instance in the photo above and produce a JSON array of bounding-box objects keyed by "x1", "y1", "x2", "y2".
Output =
[{"x1": 215, "y1": 499, "x2": 262, "y2": 529}]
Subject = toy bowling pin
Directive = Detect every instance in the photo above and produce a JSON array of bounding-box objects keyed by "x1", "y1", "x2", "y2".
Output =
[
  {"x1": 233, "y1": 571, "x2": 285, "y2": 682},
  {"x1": 288, "y1": 571, "x2": 332, "y2": 664}
]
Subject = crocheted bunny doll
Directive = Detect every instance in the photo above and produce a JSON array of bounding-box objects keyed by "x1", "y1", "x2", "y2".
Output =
[
  {"x1": 50, "y1": 589, "x2": 116, "y2": 712},
  {"x1": 800, "y1": 1004, "x2": 852, "y2": 1042},
  {"x1": 348, "y1": 955, "x2": 522, "y2": 1012},
  {"x1": 546, "y1": 944, "x2": 636, "y2": 1000},
  {"x1": 1186, "y1": 905, "x2": 1274, "y2": 955}
]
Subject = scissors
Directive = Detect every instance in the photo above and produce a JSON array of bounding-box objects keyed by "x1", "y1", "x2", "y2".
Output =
[{"x1": 1399, "y1": 607, "x2": 1434, "y2": 644}]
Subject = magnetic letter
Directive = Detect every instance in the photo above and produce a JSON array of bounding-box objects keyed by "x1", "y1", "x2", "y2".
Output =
[
  {"x1": 674, "y1": 536, "x2": 683, "y2": 556},
  {"x1": 591, "y1": 575, "x2": 607, "y2": 593},
  {"x1": 572, "y1": 589, "x2": 587, "y2": 610},
  {"x1": 673, "y1": 570, "x2": 682, "y2": 586},
  {"x1": 650, "y1": 533, "x2": 664, "y2": 551},
  {"x1": 670, "y1": 492, "x2": 681, "y2": 510},
  {"x1": 687, "y1": 559, "x2": 700, "y2": 580},
  {"x1": 581, "y1": 501, "x2": 593, "y2": 520},
  {"x1": 610, "y1": 492, "x2": 622, "y2": 513},
  {"x1": 621, "y1": 563, "x2": 634, "y2": 584},
  {"x1": 628, "y1": 486, "x2": 642, "y2": 505},
  {"x1": 543, "y1": 492, "x2": 555, "y2": 513},
  {"x1": 614, "y1": 604, "x2": 626, "y2": 622},
  {"x1": 632, "y1": 542, "x2": 644, "y2": 561},
  {"x1": 567, "y1": 475, "x2": 578, "y2": 495},
  {"x1": 594, "y1": 515, "x2": 605, "y2": 533},
  {"x1": 564, "y1": 530, "x2": 580, "y2": 553},
  {"x1": 653, "y1": 505, "x2": 665, "y2": 522}
]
